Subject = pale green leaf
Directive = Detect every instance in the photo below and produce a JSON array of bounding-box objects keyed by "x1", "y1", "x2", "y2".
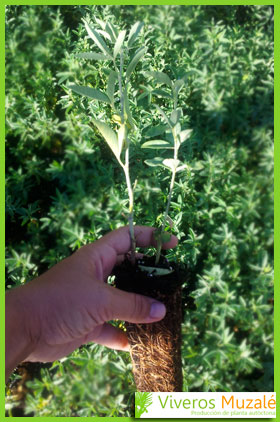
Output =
[
  {"x1": 170, "y1": 108, "x2": 182, "y2": 126},
  {"x1": 124, "y1": 87, "x2": 136, "y2": 130},
  {"x1": 117, "y1": 124, "x2": 126, "y2": 156},
  {"x1": 105, "y1": 22, "x2": 117, "y2": 42},
  {"x1": 95, "y1": 18, "x2": 106, "y2": 30},
  {"x1": 97, "y1": 30, "x2": 112, "y2": 42},
  {"x1": 174, "y1": 79, "x2": 185, "y2": 95},
  {"x1": 76, "y1": 52, "x2": 110, "y2": 61},
  {"x1": 126, "y1": 47, "x2": 146, "y2": 79},
  {"x1": 138, "y1": 265, "x2": 173, "y2": 276},
  {"x1": 152, "y1": 89, "x2": 173, "y2": 99},
  {"x1": 83, "y1": 20, "x2": 112, "y2": 57},
  {"x1": 69, "y1": 84, "x2": 111, "y2": 103},
  {"x1": 92, "y1": 119, "x2": 119, "y2": 159},
  {"x1": 180, "y1": 128, "x2": 193, "y2": 143},
  {"x1": 155, "y1": 104, "x2": 172, "y2": 128},
  {"x1": 106, "y1": 70, "x2": 118, "y2": 106},
  {"x1": 107, "y1": 22, "x2": 118, "y2": 40},
  {"x1": 146, "y1": 71, "x2": 172, "y2": 87},
  {"x1": 144, "y1": 157, "x2": 164, "y2": 167},
  {"x1": 141, "y1": 140, "x2": 172, "y2": 149},
  {"x1": 163, "y1": 158, "x2": 181, "y2": 171},
  {"x1": 114, "y1": 30, "x2": 126, "y2": 58},
  {"x1": 127, "y1": 21, "x2": 144, "y2": 46}
]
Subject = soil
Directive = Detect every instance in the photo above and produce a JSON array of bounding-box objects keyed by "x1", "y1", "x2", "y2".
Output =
[{"x1": 114, "y1": 255, "x2": 187, "y2": 392}]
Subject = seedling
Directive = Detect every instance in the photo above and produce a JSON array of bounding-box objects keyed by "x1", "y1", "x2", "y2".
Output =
[
  {"x1": 68, "y1": 19, "x2": 146, "y2": 264},
  {"x1": 142, "y1": 71, "x2": 192, "y2": 265}
]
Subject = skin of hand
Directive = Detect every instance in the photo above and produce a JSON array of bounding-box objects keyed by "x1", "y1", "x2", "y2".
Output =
[{"x1": 6, "y1": 226, "x2": 177, "y2": 381}]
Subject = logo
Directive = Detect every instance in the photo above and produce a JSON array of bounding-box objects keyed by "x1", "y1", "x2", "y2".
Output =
[
  {"x1": 135, "y1": 392, "x2": 276, "y2": 418},
  {"x1": 135, "y1": 392, "x2": 153, "y2": 418}
]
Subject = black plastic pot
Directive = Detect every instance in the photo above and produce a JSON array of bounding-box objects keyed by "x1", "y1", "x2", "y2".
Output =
[{"x1": 114, "y1": 256, "x2": 186, "y2": 392}]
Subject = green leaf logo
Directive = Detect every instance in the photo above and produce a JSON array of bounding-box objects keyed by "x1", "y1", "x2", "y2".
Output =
[{"x1": 135, "y1": 392, "x2": 153, "y2": 418}]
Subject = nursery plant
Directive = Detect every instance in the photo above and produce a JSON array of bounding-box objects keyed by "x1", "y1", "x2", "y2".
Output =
[
  {"x1": 69, "y1": 18, "x2": 191, "y2": 392},
  {"x1": 5, "y1": 4, "x2": 274, "y2": 416}
]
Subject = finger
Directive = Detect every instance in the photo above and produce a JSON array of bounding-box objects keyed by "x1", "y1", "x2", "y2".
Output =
[
  {"x1": 87, "y1": 323, "x2": 130, "y2": 351},
  {"x1": 91, "y1": 226, "x2": 178, "y2": 278},
  {"x1": 116, "y1": 252, "x2": 144, "y2": 267},
  {"x1": 103, "y1": 284, "x2": 166, "y2": 324},
  {"x1": 95, "y1": 226, "x2": 177, "y2": 256}
]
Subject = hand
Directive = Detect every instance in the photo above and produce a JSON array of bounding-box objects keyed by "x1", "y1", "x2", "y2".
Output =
[{"x1": 6, "y1": 226, "x2": 177, "y2": 375}]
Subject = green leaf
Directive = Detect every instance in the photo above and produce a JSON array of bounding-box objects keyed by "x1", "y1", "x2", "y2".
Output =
[
  {"x1": 146, "y1": 71, "x2": 172, "y2": 87},
  {"x1": 126, "y1": 47, "x2": 146, "y2": 79},
  {"x1": 124, "y1": 87, "x2": 135, "y2": 130},
  {"x1": 69, "y1": 84, "x2": 111, "y2": 103},
  {"x1": 97, "y1": 30, "x2": 112, "y2": 42},
  {"x1": 155, "y1": 104, "x2": 172, "y2": 128},
  {"x1": 162, "y1": 158, "x2": 181, "y2": 171},
  {"x1": 141, "y1": 140, "x2": 172, "y2": 149},
  {"x1": 127, "y1": 21, "x2": 144, "y2": 46},
  {"x1": 76, "y1": 52, "x2": 110, "y2": 61},
  {"x1": 95, "y1": 18, "x2": 106, "y2": 30},
  {"x1": 144, "y1": 157, "x2": 164, "y2": 167},
  {"x1": 144, "y1": 124, "x2": 167, "y2": 137},
  {"x1": 113, "y1": 30, "x2": 126, "y2": 58},
  {"x1": 92, "y1": 119, "x2": 119, "y2": 159},
  {"x1": 170, "y1": 108, "x2": 182, "y2": 126},
  {"x1": 152, "y1": 89, "x2": 173, "y2": 99},
  {"x1": 107, "y1": 22, "x2": 118, "y2": 40},
  {"x1": 105, "y1": 22, "x2": 117, "y2": 42},
  {"x1": 106, "y1": 70, "x2": 118, "y2": 106},
  {"x1": 174, "y1": 79, "x2": 185, "y2": 95},
  {"x1": 117, "y1": 124, "x2": 126, "y2": 156},
  {"x1": 138, "y1": 265, "x2": 173, "y2": 276},
  {"x1": 180, "y1": 129, "x2": 192, "y2": 143},
  {"x1": 83, "y1": 20, "x2": 112, "y2": 57}
]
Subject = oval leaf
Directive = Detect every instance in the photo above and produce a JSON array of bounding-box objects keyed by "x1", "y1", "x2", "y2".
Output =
[
  {"x1": 106, "y1": 70, "x2": 118, "y2": 106},
  {"x1": 114, "y1": 30, "x2": 126, "y2": 58},
  {"x1": 128, "y1": 21, "x2": 144, "y2": 46},
  {"x1": 69, "y1": 84, "x2": 111, "y2": 103},
  {"x1": 163, "y1": 158, "x2": 181, "y2": 171},
  {"x1": 141, "y1": 140, "x2": 172, "y2": 149},
  {"x1": 155, "y1": 104, "x2": 172, "y2": 128},
  {"x1": 180, "y1": 129, "x2": 193, "y2": 143},
  {"x1": 76, "y1": 52, "x2": 110, "y2": 61},
  {"x1": 138, "y1": 265, "x2": 174, "y2": 276},
  {"x1": 92, "y1": 119, "x2": 119, "y2": 159},
  {"x1": 144, "y1": 157, "x2": 164, "y2": 167},
  {"x1": 170, "y1": 108, "x2": 182, "y2": 126},
  {"x1": 146, "y1": 71, "x2": 172, "y2": 87},
  {"x1": 152, "y1": 89, "x2": 173, "y2": 99},
  {"x1": 117, "y1": 124, "x2": 126, "y2": 155},
  {"x1": 124, "y1": 87, "x2": 136, "y2": 130},
  {"x1": 126, "y1": 47, "x2": 146, "y2": 79},
  {"x1": 174, "y1": 79, "x2": 185, "y2": 95}
]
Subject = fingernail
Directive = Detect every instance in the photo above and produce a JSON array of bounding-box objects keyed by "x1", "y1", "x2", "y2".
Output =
[{"x1": 150, "y1": 302, "x2": 166, "y2": 320}]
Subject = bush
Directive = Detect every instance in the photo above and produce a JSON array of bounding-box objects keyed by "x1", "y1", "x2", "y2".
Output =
[{"x1": 5, "y1": 5, "x2": 274, "y2": 416}]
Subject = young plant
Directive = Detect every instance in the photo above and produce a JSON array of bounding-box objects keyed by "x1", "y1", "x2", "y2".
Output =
[
  {"x1": 68, "y1": 19, "x2": 146, "y2": 264},
  {"x1": 142, "y1": 72, "x2": 192, "y2": 265}
]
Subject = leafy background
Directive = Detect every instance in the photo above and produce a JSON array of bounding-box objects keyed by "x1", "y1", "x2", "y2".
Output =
[{"x1": 5, "y1": 5, "x2": 274, "y2": 417}]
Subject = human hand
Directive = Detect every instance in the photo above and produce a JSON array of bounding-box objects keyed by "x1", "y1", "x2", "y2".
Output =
[{"x1": 6, "y1": 226, "x2": 177, "y2": 368}]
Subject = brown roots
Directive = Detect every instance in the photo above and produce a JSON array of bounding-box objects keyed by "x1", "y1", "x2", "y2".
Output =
[{"x1": 126, "y1": 286, "x2": 182, "y2": 392}]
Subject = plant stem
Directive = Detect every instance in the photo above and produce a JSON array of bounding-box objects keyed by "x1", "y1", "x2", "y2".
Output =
[
  {"x1": 123, "y1": 144, "x2": 136, "y2": 265},
  {"x1": 115, "y1": 50, "x2": 136, "y2": 263},
  {"x1": 155, "y1": 129, "x2": 178, "y2": 265}
]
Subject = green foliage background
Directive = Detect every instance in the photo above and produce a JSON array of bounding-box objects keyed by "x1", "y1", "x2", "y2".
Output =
[{"x1": 5, "y1": 5, "x2": 274, "y2": 417}]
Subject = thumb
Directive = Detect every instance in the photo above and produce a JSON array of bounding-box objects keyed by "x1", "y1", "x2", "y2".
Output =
[{"x1": 103, "y1": 284, "x2": 166, "y2": 323}]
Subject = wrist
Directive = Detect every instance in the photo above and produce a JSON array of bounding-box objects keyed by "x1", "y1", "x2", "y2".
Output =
[{"x1": 5, "y1": 285, "x2": 39, "y2": 381}]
